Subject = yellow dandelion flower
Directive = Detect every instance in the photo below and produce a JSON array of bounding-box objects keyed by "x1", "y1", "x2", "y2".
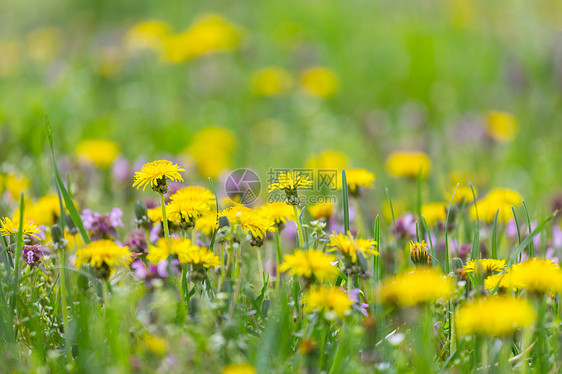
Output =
[
  {"x1": 0, "y1": 40, "x2": 21, "y2": 77},
  {"x1": 26, "y1": 27, "x2": 62, "y2": 61},
  {"x1": 268, "y1": 171, "x2": 313, "y2": 193},
  {"x1": 449, "y1": 185, "x2": 477, "y2": 203},
  {"x1": 167, "y1": 186, "x2": 215, "y2": 224},
  {"x1": 222, "y1": 363, "x2": 256, "y2": 374},
  {"x1": 510, "y1": 258, "x2": 562, "y2": 293},
  {"x1": 187, "y1": 127, "x2": 235, "y2": 178},
  {"x1": 258, "y1": 202, "x2": 294, "y2": 227},
  {"x1": 221, "y1": 206, "x2": 276, "y2": 240},
  {"x1": 484, "y1": 272, "x2": 515, "y2": 291},
  {"x1": 125, "y1": 20, "x2": 170, "y2": 52},
  {"x1": 76, "y1": 139, "x2": 120, "y2": 168},
  {"x1": 0, "y1": 217, "x2": 41, "y2": 239},
  {"x1": 409, "y1": 240, "x2": 430, "y2": 265},
  {"x1": 278, "y1": 249, "x2": 338, "y2": 282},
  {"x1": 196, "y1": 211, "x2": 218, "y2": 236},
  {"x1": 385, "y1": 151, "x2": 432, "y2": 179},
  {"x1": 74, "y1": 240, "x2": 131, "y2": 270},
  {"x1": 308, "y1": 202, "x2": 335, "y2": 220},
  {"x1": 177, "y1": 245, "x2": 220, "y2": 268},
  {"x1": 251, "y1": 67, "x2": 292, "y2": 96},
  {"x1": 305, "y1": 150, "x2": 348, "y2": 171},
  {"x1": 303, "y1": 286, "x2": 353, "y2": 319},
  {"x1": 147, "y1": 237, "x2": 191, "y2": 264},
  {"x1": 470, "y1": 188, "x2": 522, "y2": 222},
  {"x1": 464, "y1": 258, "x2": 506, "y2": 275},
  {"x1": 147, "y1": 206, "x2": 163, "y2": 223},
  {"x1": 300, "y1": 67, "x2": 339, "y2": 97},
  {"x1": 486, "y1": 111, "x2": 518, "y2": 142},
  {"x1": 162, "y1": 14, "x2": 242, "y2": 63},
  {"x1": 143, "y1": 334, "x2": 168, "y2": 355},
  {"x1": 1, "y1": 173, "x2": 29, "y2": 200},
  {"x1": 377, "y1": 268, "x2": 454, "y2": 307},
  {"x1": 344, "y1": 168, "x2": 375, "y2": 194},
  {"x1": 421, "y1": 202, "x2": 447, "y2": 226},
  {"x1": 328, "y1": 232, "x2": 378, "y2": 263},
  {"x1": 486, "y1": 188, "x2": 522, "y2": 205},
  {"x1": 21, "y1": 194, "x2": 62, "y2": 226},
  {"x1": 457, "y1": 296, "x2": 534, "y2": 336},
  {"x1": 383, "y1": 199, "x2": 405, "y2": 223},
  {"x1": 133, "y1": 160, "x2": 185, "y2": 192}
]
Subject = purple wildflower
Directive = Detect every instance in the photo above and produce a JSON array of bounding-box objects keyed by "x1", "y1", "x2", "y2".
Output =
[
  {"x1": 348, "y1": 288, "x2": 369, "y2": 317},
  {"x1": 81, "y1": 208, "x2": 124, "y2": 241},
  {"x1": 22, "y1": 245, "x2": 44, "y2": 267},
  {"x1": 392, "y1": 213, "x2": 417, "y2": 239},
  {"x1": 131, "y1": 259, "x2": 180, "y2": 287},
  {"x1": 126, "y1": 229, "x2": 148, "y2": 255}
]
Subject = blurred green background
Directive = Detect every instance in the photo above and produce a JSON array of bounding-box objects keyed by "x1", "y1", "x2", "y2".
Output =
[{"x1": 1, "y1": 0, "x2": 561, "y2": 210}]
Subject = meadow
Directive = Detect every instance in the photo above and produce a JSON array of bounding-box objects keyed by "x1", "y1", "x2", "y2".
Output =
[{"x1": 1, "y1": 0, "x2": 562, "y2": 372}]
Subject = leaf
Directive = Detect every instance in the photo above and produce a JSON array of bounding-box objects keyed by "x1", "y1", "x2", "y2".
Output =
[{"x1": 45, "y1": 116, "x2": 90, "y2": 244}]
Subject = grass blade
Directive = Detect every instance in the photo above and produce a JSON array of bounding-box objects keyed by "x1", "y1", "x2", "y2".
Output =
[{"x1": 45, "y1": 115, "x2": 90, "y2": 244}]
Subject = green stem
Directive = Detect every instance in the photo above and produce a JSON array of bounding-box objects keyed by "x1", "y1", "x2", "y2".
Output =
[
  {"x1": 59, "y1": 250, "x2": 71, "y2": 363},
  {"x1": 160, "y1": 193, "x2": 170, "y2": 240},
  {"x1": 294, "y1": 205, "x2": 305, "y2": 250},
  {"x1": 275, "y1": 231, "x2": 282, "y2": 265}
]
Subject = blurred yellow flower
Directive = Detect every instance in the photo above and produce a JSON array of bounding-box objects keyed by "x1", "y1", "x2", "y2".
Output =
[
  {"x1": 147, "y1": 237, "x2": 191, "y2": 264},
  {"x1": 470, "y1": 188, "x2": 522, "y2": 222},
  {"x1": 449, "y1": 185, "x2": 476, "y2": 203},
  {"x1": 328, "y1": 232, "x2": 378, "y2": 263},
  {"x1": 386, "y1": 151, "x2": 431, "y2": 179},
  {"x1": 457, "y1": 296, "x2": 534, "y2": 336},
  {"x1": 308, "y1": 202, "x2": 335, "y2": 220},
  {"x1": 26, "y1": 27, "x2": 62, "y2": 61},
  {"x1": 0, "y1": 40, "x2": 21, "y2": 77},
  {"x1": 303, "y1": 286, "x2": 353, "y2": 319},
  {"x1": 188, "y1": 127, "x2": 235, "y2": 178},
  {"x1": 1, "y1": 173, "x2": 29, "y2": 201},
  {"x1": 301, "y1": 67, "x2": 339, "y2": 97},
  {"x1": 133, "y1": 160, "x2": 185, "y2": 192},
  {"x1": 143, "y1": 334, "x2": 168, "y2": 355},
  {"x1": 510, "y1": 258, "x2": 562, "y2": 293},
  {"x1": 125, "y1": 20, "x2": 170, "y2": 52},
  {"x1": 147, "y1": 207, "x2": 163, "y2": 223},
  {"x1": 258, "y1": 202, "x2": 294, "y2": 227},
  {"x1": 278, "y1": 249, "x2": 338, "y2": 282},
  {"x1": 344, "y1": 168, "x2": 375, "y2": 194},
  {"x1": 377, "y1": 268, "x2": 454, "y2": 307},
  {"x1": 196, "y1": 211, "x2": 218, "y2": 236},
  {"x1": 162, "y1": 14, "x2": 242, "y2": 63},
  {"x1": 251, "y1": 67, "x2": 292, "y2": 96},
  {"x1": 306, "y1": 150, "x2": 348, "y2": 171},
  {"x1": 421, "y1": 202, "x2": 447, "y2": 226},
  {"x1": 21, "y1": 195, "x2": 62, "y2": 226},
  {"x1": 0, "y1": 217, "x2": 41, "y2": 239},
  {"x1": 76, "y1": 139, "x2": 120, "y2": 168},
  {"x1": 383, "y1": 199, "x2": 405, "y2": 222},
  {"x1": 222, "y1": 364, "x2": 255, "y2": 374},
  {"x1": 486, "y1": 110, "x2": 518, "y2": 142}
]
